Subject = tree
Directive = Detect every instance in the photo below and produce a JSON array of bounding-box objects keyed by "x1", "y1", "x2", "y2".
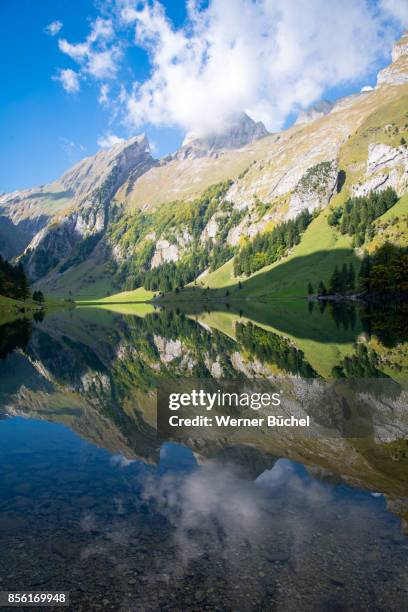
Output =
[
  {"x1": 347, "y1": 263, "x2": 355, "y2": 292},
  {"x1": 358, "y1": 251, "x2": 371, "y2": 292},
  {"x1": 233, "y1": 210, "x2": 314, "y2": 277},
  {"x1": 307, "y1": 282, "x2": 314, "y2": 295},
  {"x1": 357, "y1": 243, "x2": 408, "y2": 295},
  {"x1": 329, "y1": 266, "x2": 341, "y2": 294},
  {"x1": 328, "y1": 208, "x2": 342, "y2": 226},
  {"x1": 15, "y1": 263, "x2": 30, "y2": 301},
  {"x1": 39, "y1": 291, "x2": 44, "y2": 303},
  {"x1": 340, "y1": 263, "x2": 348, "y2": 292},
  {"x1": 317, "y1": 281, "x2": 327, "y2": 296}
]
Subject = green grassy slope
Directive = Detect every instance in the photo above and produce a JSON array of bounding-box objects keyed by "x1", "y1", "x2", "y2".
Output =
[
  {"x1": 39, "y1": 84, "x2": 408, "y2": 302},
  {"x1": 0, "y1": 295, "x2": 30, "y2": 308},
  {"x1": 82, "y1": 303, "x2": 156, "y2": 316},
  {"x1": 377, "y1": 192, "x2": 408, "y2": 222},
  {"x1": 77, "y1": 287, "x2": 156, "y2": 304},
  {"x1": 191, "y1": 302, "x2": 358, "y2": 378},
  {"x1": 188, "y1": 91, "x2": 408, "y2": 300},
  {"x1": 38, "y1": 256, "x2": 117, "y2": 300},
  {"x1": 367, "y1": 192, "x2": 408, "y2": 252},
  {"x1": 0, "y1": 294, "x2": 64, "y2": 325},
  {"x1": 185, "y1": 210, "x2": 356, "y2": 299}
]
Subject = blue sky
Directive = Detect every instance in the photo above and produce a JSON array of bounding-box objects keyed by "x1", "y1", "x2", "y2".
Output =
[
  {"x1": 0, "y1": 0, "x2": 406, "y2": 193},
  {"x1": 0, "y1": 0, "x2": 186, "y2": 192}
]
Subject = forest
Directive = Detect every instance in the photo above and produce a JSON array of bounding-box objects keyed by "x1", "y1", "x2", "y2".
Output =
[
  {"x1": 311, "y1": 243, "x2": 408, "y2": 297},
  {"x1": 233, "y1": 210, "x2": 313, "y2": 276},
  {"x1": 111, "y1": 181, "x2": 239, "y2": 293},
  {"x1": 328, "y1": 187, "x2": 398, "y2": 246},
  {"x1": 359, "y1": 243, "x2": 408, "y2": 295},
  {"x1": 235, "y1": 321, "x2": 317, "y2": 377},
  {"x1": 0, "y1": 255, "x2": 30, "y2": 300},
  {"x1": 331, "y1": 344, "x2": 384, "y2": 378},
  {"x1": 0, "y1": 255, "x2": 44, "y2": 303}
]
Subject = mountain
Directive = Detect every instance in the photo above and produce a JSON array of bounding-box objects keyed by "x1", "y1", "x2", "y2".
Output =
[
  {"x1": 294, "y1": 100, "x2": 334, "y2": 125},
  {"x1": 1, "y1": 306, "x2": 407, "y2": 510},
  {"x1": 377, "y1": 31, "x2": 408, "y2": 85},
  {"x1": 176, "y1": 112, "x2": 269, "y2": 159},
  {"x1": 0, "y1": 136, "x2": 151, "y2": 255},
  {"x1": 0, "y1": 32, "x2": 408, "y2": 300},
  {"x1": 1, "y1": 135, "x2": 155, "y2": 283}
]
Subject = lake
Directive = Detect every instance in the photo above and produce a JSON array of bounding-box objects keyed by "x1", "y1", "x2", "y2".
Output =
[{"x1": 0, "y1": 301, "x2": 407, "y2": 611}]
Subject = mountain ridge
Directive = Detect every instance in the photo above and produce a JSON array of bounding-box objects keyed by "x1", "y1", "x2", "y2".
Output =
[
  {"x1": 0, "y1": 32, "x2": 407, "y2": 299},
  {"x1": 176, "y1": 112, "x2": 269, "y2": 159}
]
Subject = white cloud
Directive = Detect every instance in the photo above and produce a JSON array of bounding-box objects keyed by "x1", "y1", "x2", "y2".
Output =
[
  {"x1": 87, "y1": 49, "x2": 118, "y2": 79},
  {"x1": 45, "y1": 20, "x2": 63, "y2": 36},
  {"x1": 52, "y1": 1, "x2": 408, "y2": 135},
  {"x1": 58, "y1": 38, "x2": 119, "y2": 78},
  {"x1": 380, "y1": 0, "x2": 408, "y2": 26},
  {"x1": 88, "y1": 17, "x2": 115, "y2": 43},
  {"x1": 55, "y1": 17, "x2": 119, "y2": 93},
  {"x1": 120, "y1": 6, "x2": 139, "y2": 24},
  {"x1": 110, "y1": 453, "x2": 136, "y2": 467},
  {"x1": 97, "y1": 132, "x2": 125, "y2": 148},
  {"x1": 122, "y1": 0, "x2": 405, "y2": 134},
  {"x1": 54, "y1": 68, "x2": 80, "y2": 93},
  {"x1": 98, "y1": 83, "x2": 110, "y2": 105},
  {"x1": 58, "y1": 39, "x2": 89, "y2": 60}
]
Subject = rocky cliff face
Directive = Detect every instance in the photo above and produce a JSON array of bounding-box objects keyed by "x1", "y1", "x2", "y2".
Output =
[
  {"x1": 392, "y1": 31, "x2": 408, "y2": 62},
  {"x1": 0, "y1": 136, "x2": 151, "y2": 258},
  {"x1": 377, "y1": 31, "x2": 408, "y2": 85},
  {"x1": 17, "y1": 136, "x2": 155, "y2": 281},
  {"x1": 59, "y1": 135, "x2": 153, "y2": 199},
  {"x1": 353, "y1": 142, "x2": 408, "y2": 197},
  {"x1": 294, "y1": 100, "x2": 334, "y2": 126}
]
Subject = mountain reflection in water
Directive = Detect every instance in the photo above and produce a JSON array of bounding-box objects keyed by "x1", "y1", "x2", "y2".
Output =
[{"x1": 0, "y1": 301, "x2": 407, "y2": 611}]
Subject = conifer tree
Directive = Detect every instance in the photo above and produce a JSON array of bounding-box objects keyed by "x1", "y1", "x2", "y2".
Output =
[
  {"x1": 347, "y1": 263, "x2": 355, "y2": 291},
  {"x1": 317, "y1": 281, "x2": 327, "y2": 296},
  {"x1": 329, "y1": 266, "x2": 341, "y2": 294}
]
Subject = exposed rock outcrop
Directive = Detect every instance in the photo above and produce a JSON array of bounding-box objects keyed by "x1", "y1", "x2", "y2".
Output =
[
  {"x1": 288, "y1": 160, "x2": 338, "y2": 218},
  {"x1": 353, "y1": 143, "x2": 408, "y2": 197},
  {"x1": 295, "y1": 100, "x2": 334, "y2": 126},
  {"x1": 151, "y1": 239, "x2": 179, "y2": 268},
  {"x1": 392, "y1": 31, "x2": 408, "y2": 62},
  {"x1": 201, "y1": 216, "x2": 220, "y2": 243},
  {"x1": 21, "y1": 135, "x2": 155, "y2": 280},
  {"x1": 377, "y1": 31, "x2": 408, "y2": 86},
  {"x1": 154, "y1": 335, "x2": 183, "y2": 363}
]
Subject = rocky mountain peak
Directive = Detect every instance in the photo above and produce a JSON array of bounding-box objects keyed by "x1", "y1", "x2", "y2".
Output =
[
  {"x1": 377, "y1": 30, "x2": 408, "y2": 87},
  {"x1": 176, "y1": 112, "x2": 269, "y2": 160},
  {"x1": 0, "y1": 132, "x2": 156, "y2": 276},
  {"x1": 392, "y1": 30, "x2": 408, "y2": 63},
  {"x1": 294, "y1": 100, "x2": 334, "y2": 126},
  {"x1": 59, "y1": 133, "x2": 153, "y2": 201}
]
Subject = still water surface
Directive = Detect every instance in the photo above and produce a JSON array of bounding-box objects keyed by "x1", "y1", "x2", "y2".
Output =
[{"x1": 0, "y1": 302, "x2": 407, "y2": 611}]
